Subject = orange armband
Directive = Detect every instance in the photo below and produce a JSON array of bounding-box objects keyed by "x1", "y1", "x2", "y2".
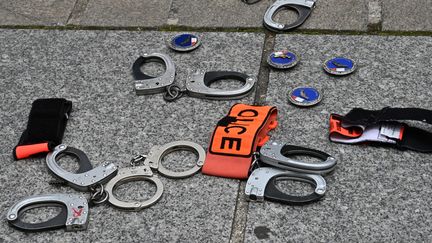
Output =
[{"x1": 202, "y1": 104, "x2": 278, "y2": 179}]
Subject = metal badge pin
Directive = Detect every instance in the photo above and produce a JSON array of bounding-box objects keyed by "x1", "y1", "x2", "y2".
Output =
[
  {"x1": 288, "y1": 86, "x2": 322, "y2": 107},
  {"x1": 323, "y1": 57, "x2": 357, "y2": 76},
  {"x1": 167, "y1": 33, "x2": 201, "y2": 52},
  {"x1": 267, "y1": 50, "x2": 299, "y2": 69}
]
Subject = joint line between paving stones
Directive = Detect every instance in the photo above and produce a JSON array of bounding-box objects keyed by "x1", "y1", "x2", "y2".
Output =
[
  {"x1": 253, "y1": 31, "x2": 276, "y2": 106},
  {"x1": 1, "y1": 25, "x2": 432, "y2": 37},
  {"x1": 228, "y1": 31, "x2": 276, "y2": 243},
  {"x1": 229, "y1": 181, "x2": 249, "y2": 243}
]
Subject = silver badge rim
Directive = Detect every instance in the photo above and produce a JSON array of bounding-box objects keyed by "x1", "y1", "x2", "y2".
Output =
[
  {"x1": 323, "y1": 56, "x2": 357, "y2": 76},
  {"x1": 167, "y1": 33, "x2": 201, "y2": 52},
  {"x1": 288, "y1": 86, "x2": 322, "y2": 107},
  {"x1": 267, "y1": 50, "x2": 299, "y2": 69}
]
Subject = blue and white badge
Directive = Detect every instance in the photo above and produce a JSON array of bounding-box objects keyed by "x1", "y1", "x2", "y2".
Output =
[
  {"x1": 288, "y1": 87, "x2": 322, "y2": 107},
  {"x1": 167, "y1": 33, "x2": 201, "y2": 52},
  {"x1": 267, "y1": 50, "x2": 299, "y2": 69},
  {"x1": 323, "y1": 57, "x2": 356, "y2": 75}
]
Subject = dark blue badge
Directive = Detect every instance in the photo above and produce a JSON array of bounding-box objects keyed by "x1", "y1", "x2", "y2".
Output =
[
  {"x1": 323, "y1": 57, "x2": 356, "y2": 75},
  {"x1": 288, "y1": 87, "x2": 322, "y2": 107},
  {"x1": 167, "y1": 33, "x2": 201, "y2": 52},
  {"x1": 267, "y1": 50, "x2": 299, "y2": 69}
]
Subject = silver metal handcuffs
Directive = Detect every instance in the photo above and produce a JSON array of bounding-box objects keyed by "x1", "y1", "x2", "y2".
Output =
[
  {"x1": 245, "y1": 141, "x2": 336, "y2": 205},
  {"x1": 7, "y1": 141, "x2": 205, "y2": 231},
  {"x1": 46, "y1": 144, "x2": 118, "y2": 191},
  {"x1": 132, "y1": 53, "x2": 256, "y2": 101},
  {"x1": 258, "y1": 141, "x2": 337, "y2": 175},
  {"x1": 106, "y1": 140, "x2": 205, "y2": 210},
  {"x1": 7, "y1": 194, "x2": 89, "y2": 232},
  {"x1": 263, "y1": 0, "x2": 316, "y2": 31},
  {"x1": 7, "y1": 145, "x2": 118, "y2": 232}
]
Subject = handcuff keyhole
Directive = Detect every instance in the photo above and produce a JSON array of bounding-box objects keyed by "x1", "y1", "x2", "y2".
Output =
[{"x1": 20, "y1": 206, "x2": 63, "y2": 224}]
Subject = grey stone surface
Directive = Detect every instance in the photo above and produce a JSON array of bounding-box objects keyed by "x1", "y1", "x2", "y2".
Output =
[
  {"x1": 170, "y1": 0, "x2": 368, "y2": 30},
  {"x1": 0, "y1": 0, "x2": 76, "y2": 26},
  {"x1": 0, "y1": 29, "x2": 264, "y2": 242},
  {"x1": 382, "y1": 0, "x2": 432, "y2": 31},
  {"x1": 299, "y1": 0, "x2": 368, "y2": 31},
  {"x1": 68, "y1": 0, "x2": 171, "y2": 27},
  {"x1": 245, "y1": 34, "x2": 432, "y2": 242},
  {"x1": 168, "y1": 0, "x2": 273, "y2": 28}
]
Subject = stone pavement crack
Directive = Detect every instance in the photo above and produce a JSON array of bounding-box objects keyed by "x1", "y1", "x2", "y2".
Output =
[
  {"x1": 254, "y1": 30, "x2": 276, "y2": 105},
  {"x1": 66, "y1": 0, "x2": 90, "y2": 25},
  {"x1": 229, "y1": 181, "x2": 249, "y2": 243}
]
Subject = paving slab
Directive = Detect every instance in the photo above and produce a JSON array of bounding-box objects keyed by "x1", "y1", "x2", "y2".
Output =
[
  {"x1": 0, "y1": 29, "x2": 264, "y2": 242},
  {"x1": 299, "y1": 0, "x2": 368, "y2": 31},
  {"x1": 169, "y1": 0, "x2": 368, "y2": 31},
  {"x1": 0, "y1": 0, "x2": 76, "y2": 26},
  {"x1": 382, "y1": 0, "x2": 432, "y2": 31},
  {"x1": 68, "y1": 0, "x2": 171, "y2": 27},
  {"x1": 245, "y1": 34, "x2": 432, "y2": 242}
]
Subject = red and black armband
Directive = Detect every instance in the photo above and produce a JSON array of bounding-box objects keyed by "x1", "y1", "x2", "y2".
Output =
[
  {"x1": 329, "y1": 107, "x2": 432, "y2": 153},
  {"x1": 13, "y1": 98, "x2": 72, "y2": 160},
  {"x1": 202, "y1": 104, "x2": 278, "y2": 179}
]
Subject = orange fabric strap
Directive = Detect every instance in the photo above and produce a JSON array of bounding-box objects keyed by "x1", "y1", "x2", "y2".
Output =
[{"x1": 202, "y1": 104, "x2": 278, "y2": 179}]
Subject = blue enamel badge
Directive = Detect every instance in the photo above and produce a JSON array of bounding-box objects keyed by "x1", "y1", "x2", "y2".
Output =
[
  {"x1": 289, "y1": 87, "x2": 322, "y2": 107},
  {"x1": 267, "y1": 50, "x2": 299, "y2": 69},
  {"x1": 167, "y1": 33, "x2": 201, "y2": 52},
  {"x1": 323, "y1": 57, "x2": 356, "y2": 75}
]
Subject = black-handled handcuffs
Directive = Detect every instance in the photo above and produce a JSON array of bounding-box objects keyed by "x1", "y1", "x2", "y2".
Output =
[
  {"x1": 132, "y1": 53, "x2": 256, "y2": 102},
  {"x1": 7, "y1": 141, "x2": 205, "y2": 232},
  {"x1": 245, "y1": 141, "x2": 337, "y2": 205},
  {"x1": 245, "y1": 0, "x2": 316, "y2": 31}
]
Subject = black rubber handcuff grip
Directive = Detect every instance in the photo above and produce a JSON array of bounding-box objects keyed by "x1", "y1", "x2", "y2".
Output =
[
  {"x1": 265, "y1": 175, "x2": 323, "y2": 205},
  {"x1": 9, "y1": 203, "x2": 68, "y2": 232}
]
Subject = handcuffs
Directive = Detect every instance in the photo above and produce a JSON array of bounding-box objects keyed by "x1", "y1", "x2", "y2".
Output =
[
  {"x1": 7, "y1": 141, "x2": 205, "y2": 232},
  {"x1": 132, "y1": 53, "x2": 256, "y2": 101},
  {"x1": 262, "y1": 0, "x2": 316, "y2": 31},
  {"x1": 245, "y1": 141, "x2": 337, "y2": 205}
]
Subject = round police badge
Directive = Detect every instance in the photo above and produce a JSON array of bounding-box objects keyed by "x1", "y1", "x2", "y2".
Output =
[
  {"x1": 267, "y1": 50, "x2": 299, "y2": 69},
  {"x1": 167, "y1": 33, "x2": 201, "y2": 52},
  {"x1": 288, "y1": 86, "x2": 322, "y2": 107},
  {"x1": 323, "y1": 57, "x2": 356, "y2": 75}
]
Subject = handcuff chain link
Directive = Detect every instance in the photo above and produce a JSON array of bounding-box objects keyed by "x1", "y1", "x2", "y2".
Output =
[
  {"x1": 130, "y1": 154, "x2": 147, "y2": 166},
  {"x1": 163, "y1": 84, "x2": 186, "y2": 102},
  {"x1": 250, "y1": 152, "x2": 261, "y2": 173},
  {"x1": 89, "y1": 184, "x2": 109, "y2": 205}
]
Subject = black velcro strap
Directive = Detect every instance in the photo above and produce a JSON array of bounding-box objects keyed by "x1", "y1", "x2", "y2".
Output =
[
  {"x1": 332, "y1": 107, "x2": 432, "y2": 153},
  {"x1": 344, "y1": 107, "x2": 432, "y2": 125},
  {"x1": 397, "y1": 126, "x2": 432, "y2": 153},
  {"x1": 14, "y1": 98, "x2": 72, "y2": 159}
]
